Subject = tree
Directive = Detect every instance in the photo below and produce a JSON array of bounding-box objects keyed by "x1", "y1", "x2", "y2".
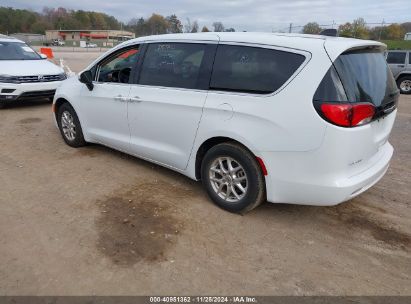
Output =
[
  {"x1": 338, "y1": 22, "x2": 353, "y2": 37},
  {"x1": 127, "y1": 17, "x2": 148, "y2": 36},
  {"x1": 401, "y1": 22, "x2": 411, "y2": 34},
  {"x1": 145, "y1": 14, "x2": 169, "y2": 35},
  {"x1": 224, "y1": 27, "x2": 235, "y2": 32},
  {"x1": 212, "y1": 22, "x2": 224, "y2": 32},
  {"x1": 338, "y1": 18, "x2": 369, "y2": 39},
  {"x1": 352, "y1": 18, "x2": 369, "y2": 39},
  {"x1": 302, "y1": 22, "x2": 321, "y2": 34},
  {"x1": 201, "y1": 26, "x2": 210, "y2": 32},
  {"x1": 386, "y1": 23, "x2": 405, "y2": 40},
  {"x1": 166, "y1": 14, "x2": 182, "y2": 33},
  {"x1": 191, "y1": 20, "x2": 199, "y2": 33}
]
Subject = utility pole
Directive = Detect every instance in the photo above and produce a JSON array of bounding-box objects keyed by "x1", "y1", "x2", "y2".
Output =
[
  {"x1": 378, "y1": 19, "x2": 385, "y2": 41},
  {"x1": 289, "y1": 23, "x2": 293, "y2": 33}
]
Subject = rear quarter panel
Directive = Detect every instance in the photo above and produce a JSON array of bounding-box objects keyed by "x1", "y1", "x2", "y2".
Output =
[{"x1": 185, "y1": 43, "x2": 333, "y2": 178}]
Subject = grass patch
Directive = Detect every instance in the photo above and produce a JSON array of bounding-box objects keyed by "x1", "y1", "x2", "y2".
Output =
[{"x1": 382, "y1": 40, "x2": 411, "y2": 50}]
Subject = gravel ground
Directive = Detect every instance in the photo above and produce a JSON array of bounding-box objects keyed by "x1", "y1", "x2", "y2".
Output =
[{"x1": 0, "y1": 51, "x2": 410, "y2": 295}]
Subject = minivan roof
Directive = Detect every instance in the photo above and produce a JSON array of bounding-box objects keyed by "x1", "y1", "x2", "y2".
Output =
[
  {"x1": 120, "y1": 32, "x2": 385, "y2": 60},
  {"x1": 85, "y1": 32, "x2": 386, "y2": 72}
]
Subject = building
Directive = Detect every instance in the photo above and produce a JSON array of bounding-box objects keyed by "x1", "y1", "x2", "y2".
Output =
[
  {"x1": 10, "y1": 33, "x2": 45, "y2": 43},
  {"x1": 405, "y1": 32, "x2": 411, "y2": 41},
  {"x1": 45, "y1": 30, "x2": 135, "y2": 46}
]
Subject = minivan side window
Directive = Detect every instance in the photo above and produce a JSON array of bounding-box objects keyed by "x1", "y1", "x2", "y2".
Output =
[
  {"x1": 386, "y1": 52, "x2": 406, "y2": 64},
  {"x1": 210, "y1": 45, "x2": 305, "y2": 94},
  {"x1": 138, "y1": 43, "x2": 209, "y2": 89},
  {"x1": 97, "y1": 46, "x2": 140, "y2": 84}
]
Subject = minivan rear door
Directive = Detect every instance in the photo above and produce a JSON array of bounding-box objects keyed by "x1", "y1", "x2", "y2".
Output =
[
  {"x1": 322, "y1": 42, "x2": 399, "y2": 162},
  {"x1": 127, "y1": 41, "x2": 217, "y2": 170}
]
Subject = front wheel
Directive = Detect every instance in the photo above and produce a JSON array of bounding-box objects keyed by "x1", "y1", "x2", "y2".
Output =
[
  {"x1": 398, "y1": 76, "x2": 411, "y2": 95},
  {"x1": 57, "y1": 103, "x2": 86, "y2": 147},
  {"x1": 201, "y1": 143, "x2": 266, "y2": 213}
]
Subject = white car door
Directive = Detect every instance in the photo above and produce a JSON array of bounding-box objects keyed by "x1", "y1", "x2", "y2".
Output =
[
  {"x1": 79, "y1": 46, "x2": 140, "y2": 152},
  {"x1": 127, "y1": 42, "x2": 217, "y2": 170}
]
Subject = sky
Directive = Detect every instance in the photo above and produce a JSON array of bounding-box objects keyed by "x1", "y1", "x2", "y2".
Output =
[{"x1": 0, "y1": 0, "x2": 409, "y2": 32}]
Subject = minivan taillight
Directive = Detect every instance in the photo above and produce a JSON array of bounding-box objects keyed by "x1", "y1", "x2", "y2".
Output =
[{"x1": 320, "y1": 103, "x2": 375, "y2": 128}]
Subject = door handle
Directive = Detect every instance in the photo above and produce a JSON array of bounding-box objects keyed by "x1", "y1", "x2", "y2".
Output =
[
  {"x1": 114, "y1": 95, "x2": 128, "y2": 102},
  {"x1": 398, "y1": 65, "x2": 405, "y2": 68},
  {"x1": 129, "y1": 96, "x2": 142, "y2": 103}
]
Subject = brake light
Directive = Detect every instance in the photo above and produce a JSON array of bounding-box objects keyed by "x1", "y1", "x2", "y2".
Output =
[{"x1": 320, "y1": 103, "x2": 375, "y2": 127}]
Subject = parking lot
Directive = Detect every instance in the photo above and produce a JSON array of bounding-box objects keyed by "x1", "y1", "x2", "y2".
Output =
[{"x1": 0, "y1": 51, "x2": 410, "y2": 295}]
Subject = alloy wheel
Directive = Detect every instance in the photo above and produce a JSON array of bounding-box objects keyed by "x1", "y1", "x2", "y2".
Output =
[
  {"x1": 209, "y1": 156, "x2": 248, "y2": 203},
  {"x1": 61, "y1": 111, "x2": 76, "y2": 141},
  {"x1": 400, "y1": 80, "x2": 411, "y2": 93}
]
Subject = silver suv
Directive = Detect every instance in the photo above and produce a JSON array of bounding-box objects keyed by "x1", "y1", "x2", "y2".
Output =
[{"x1": 386, "y1": 50, "x2": 411, "y2": 94}]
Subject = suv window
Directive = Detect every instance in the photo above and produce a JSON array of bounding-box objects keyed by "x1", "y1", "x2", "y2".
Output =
[
  {"x1": 386, "y1": 52, "x2": 406, "y2": 64},
  {"x1": 409, "y1": 52, "x2": 411, "y2": 64},
  {"x1": 97, "y1": 46, "x2": 140, "y2": 83},
  {"x1": 210, "y1": 45, "x2": 305, "y2": 94},
  {"x1": 138, "y1": 43, "x2": 208, "y2": 89}
]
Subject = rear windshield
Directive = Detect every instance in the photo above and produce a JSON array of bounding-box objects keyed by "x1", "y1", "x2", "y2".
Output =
[
  {"x1": 0, "y1": 41, "x2": 41, "y2": 60},
  {"x1": 333, "y1": 50, "x2": 398, "y2": 107}
]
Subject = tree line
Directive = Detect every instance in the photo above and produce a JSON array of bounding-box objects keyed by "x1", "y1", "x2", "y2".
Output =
[
  {"x1": 1, "y1": 7, "x2": 410, "y2": 41},
  {"x1": 303, "y1": 18, "x2": 411, "y2": 40},
  {"x1": 0, "y1": 6, "x2": 234, "y2": 36}
]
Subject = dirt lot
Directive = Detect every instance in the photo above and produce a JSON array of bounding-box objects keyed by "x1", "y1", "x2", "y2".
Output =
[{"x1": 0, "y1": 51, "x2": 410, "y2": 295}]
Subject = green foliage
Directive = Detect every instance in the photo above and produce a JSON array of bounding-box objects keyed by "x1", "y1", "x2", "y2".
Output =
[
  {"x1": 303, "y1": 22, "x2": 322, "y2": 34},
  {"x1": 338, "y1": 18, "x2": 369, "y2": 39},
  {"x1": 383, "y1": 40, "x2": 411, "y2": 50},
  {"x1": 0, "y1": 6, "x2": 121, "y2": 34}
]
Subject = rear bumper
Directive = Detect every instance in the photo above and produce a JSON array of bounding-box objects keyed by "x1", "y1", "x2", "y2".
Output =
[
  {"x1": 261, "y1": 142, "x2": 393, "y2": 206},
  {"x1": 0, "y1": 81, "x2": 62, "y2": 103}
]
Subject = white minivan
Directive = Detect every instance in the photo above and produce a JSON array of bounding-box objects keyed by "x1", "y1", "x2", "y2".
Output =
[{"x1": 53, "y1": 33, "x2": 399, "y2": 213}]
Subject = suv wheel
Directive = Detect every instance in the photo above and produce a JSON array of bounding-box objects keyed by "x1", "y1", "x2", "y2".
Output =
[
  {"x1": 201, "y1": 142, "x2": 266, "y2": 213},
  {"x1": 398, "y1": 76, "x2": 411, "y2": 94},
  {"x1": 57, "y1": 103, "x2": 86, "y2": 147}
]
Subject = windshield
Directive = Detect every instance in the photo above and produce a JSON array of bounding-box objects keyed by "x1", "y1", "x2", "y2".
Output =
[
  {"x1": 0, "y1": 41, "x2": 41, "y2": 60},
  {"x1": 333, "y1": 50, "x2": 399, "y2": 107}
]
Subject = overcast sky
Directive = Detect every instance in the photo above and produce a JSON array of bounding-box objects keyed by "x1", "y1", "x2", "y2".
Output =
[{"x1": 0, "y1": 0, "x2": 409, "y2": 32}]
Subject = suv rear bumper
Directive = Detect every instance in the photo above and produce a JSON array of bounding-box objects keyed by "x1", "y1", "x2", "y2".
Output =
[{"x1": 261, "y1": 141, "x2": 393, "y2": 206}]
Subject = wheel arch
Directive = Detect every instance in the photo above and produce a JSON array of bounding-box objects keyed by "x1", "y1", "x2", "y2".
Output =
[
  {"x1": 396, "y1": 72, "x2": 411, "y2": 81},
  {"x1": 194, "y1": 136, "x2": 261, "y2": 180},
  {"x1": 53, "y1": 97, "x2": 70, "y2": 118}
]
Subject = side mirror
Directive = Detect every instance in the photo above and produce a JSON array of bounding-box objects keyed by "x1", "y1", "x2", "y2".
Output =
[
  {"x1": 40, "y1": 54, "x2": 48, "y2": 59},
  {"x1": 79, "y1": 70, "x2": 94, "y2": 91}
]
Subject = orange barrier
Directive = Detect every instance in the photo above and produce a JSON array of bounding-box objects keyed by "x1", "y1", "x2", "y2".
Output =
[{"x1": 40, "y1": 47, "x2": 54, "y2": 59}]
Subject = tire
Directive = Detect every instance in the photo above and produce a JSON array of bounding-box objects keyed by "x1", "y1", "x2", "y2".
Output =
[
  {"x1": 397, "y1": 76, "x2": 411, "y2": 95},
  {"x1": 57, "y1": 103, "x2": 86, "y2": 147},
  {"x1": 201, "y1": 142, "x2": 266, "y2": 213}
]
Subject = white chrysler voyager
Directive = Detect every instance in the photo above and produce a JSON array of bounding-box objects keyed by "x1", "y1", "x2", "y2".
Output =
[
  {"x1": 52, "y1": 32, "x2": 399, "y2": 213},
  {"x1": 0, "y1": 36, "x2": 66, "y2": 108}
]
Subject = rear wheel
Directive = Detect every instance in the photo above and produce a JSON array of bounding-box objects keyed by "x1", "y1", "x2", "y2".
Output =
[
  {"x1": 398, "y1": 76, "x2": 411, "y2": 94},
  {"x1": 201, "y1": 142, "x2": 266, "y2": 213},
  {"x1": 57, "y1": 103, "x2": 86, "y2": 147}
]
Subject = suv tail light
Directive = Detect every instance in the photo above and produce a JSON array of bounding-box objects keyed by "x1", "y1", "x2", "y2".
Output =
[{"x1": 320, "y1": 103, "x2": 375, "y2": 128}]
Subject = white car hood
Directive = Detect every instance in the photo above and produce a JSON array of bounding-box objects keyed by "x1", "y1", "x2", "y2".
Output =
[{"x1": 0, "y1": 60, "x2": 64, "y2": 76}]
